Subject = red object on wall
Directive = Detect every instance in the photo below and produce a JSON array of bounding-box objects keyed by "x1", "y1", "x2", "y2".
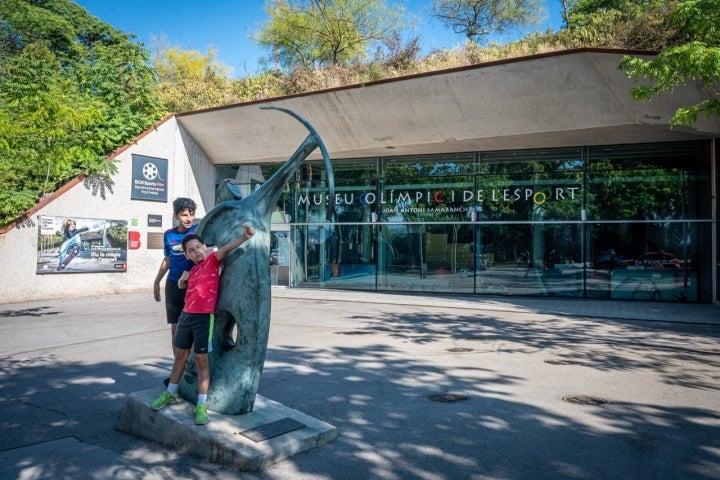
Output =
[{"x1": 129, "y1": 231, "x2": 141, "y2": 250}]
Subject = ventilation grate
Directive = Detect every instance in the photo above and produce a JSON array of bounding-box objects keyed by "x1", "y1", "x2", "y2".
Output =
[
  {"x1": 427, "y1": 393, "x2": 469, "y2": 403},
  {"x1": 562, "y1": 395, "x2": 608, "y2": 406},
  {"x1": 545, "y1": 359, "x2": 580, "y2": 365}
]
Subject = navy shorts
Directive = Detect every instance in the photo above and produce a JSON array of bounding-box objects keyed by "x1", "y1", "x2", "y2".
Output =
[
  {"x1": 173, "y1": 312, "x2": 214, "y2": 354},
  {"x1": 164, "y1": 280, "x2": 186, "y2": 325}
]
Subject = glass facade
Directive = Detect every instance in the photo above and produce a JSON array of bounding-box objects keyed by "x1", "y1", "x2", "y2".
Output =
[{"x1": 216, "y1": 140, "x2": 715, "y2": 303}]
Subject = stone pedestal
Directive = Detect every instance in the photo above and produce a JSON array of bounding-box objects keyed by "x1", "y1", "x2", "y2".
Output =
[{"x1": 115, "y1": 388, "x2": 337, "y2": 471}]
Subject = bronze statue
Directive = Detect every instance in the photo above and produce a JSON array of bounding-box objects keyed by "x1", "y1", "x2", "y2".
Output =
[{"x1": 177, "y1": 106, "x2": 334, "y2": 415}]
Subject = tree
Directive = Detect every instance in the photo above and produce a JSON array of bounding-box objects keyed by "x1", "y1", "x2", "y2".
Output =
[
  {"x1": 373, "y1": 31, "x2": 422, "y2": 70},
  {"x1": 431, "y1": 0, "x2": 542, "y2": 44},
  {"x1": 0, "y1": 0, "x2": 165, "y2": 227},
  {"x1": 151, "y1": 36, "x2": 236, "y2": 112},
  {"x1": 153, "y1": 37, "x2": 230, "y2": 84},
  {"x1": 0, "y1": 43, "x2": 103, "y2": 209},
  {"x1": 559, "y1": 0, "x2": 571, "y2": 31},
  {"x1": 255, "y1": 0, "x2": 406, "y2": 69},
  {"x1": 620, "y1": 0, "x2": 720, "y2": 127}
]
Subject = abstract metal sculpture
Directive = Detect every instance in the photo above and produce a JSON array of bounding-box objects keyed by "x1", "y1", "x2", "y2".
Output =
[{"x1": 177, "y1": 106, "x2": 334, "y2": 415}]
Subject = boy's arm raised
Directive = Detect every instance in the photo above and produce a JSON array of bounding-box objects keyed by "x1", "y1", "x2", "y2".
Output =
[{"x1": 216, "y1": 225, "x2": 255, "y2": 262}]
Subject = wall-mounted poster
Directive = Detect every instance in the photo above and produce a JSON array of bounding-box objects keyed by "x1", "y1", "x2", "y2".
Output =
[
  {"x1": 37, "y1": 216, "x2": 128, "y2": 274},
  {"x1": 131, "y1": 154, "x2": 168, "y2": 202}
]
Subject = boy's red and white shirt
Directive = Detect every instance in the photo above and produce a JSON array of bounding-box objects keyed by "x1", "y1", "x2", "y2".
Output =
[{"x1": 183, "y1": 251, "x2": 222, "y2": 314}]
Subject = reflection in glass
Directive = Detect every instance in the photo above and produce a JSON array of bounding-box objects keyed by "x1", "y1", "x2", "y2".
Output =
[
  {"x1": 377, "y1": 224, "x2": 475, "y2": 294},
  {"x1": 474, "y1": 223, "x2": 583, "y2": 297}
]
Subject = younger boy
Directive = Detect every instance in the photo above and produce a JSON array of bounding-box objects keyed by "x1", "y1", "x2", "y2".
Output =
[{"x1": 150, "y1": 225, "x2": 255, "y2": 425}]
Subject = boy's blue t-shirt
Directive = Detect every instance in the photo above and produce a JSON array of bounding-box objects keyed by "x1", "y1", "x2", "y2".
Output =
[{"x1": 163, "y1": 224, "x2": 197, "y2": 282}]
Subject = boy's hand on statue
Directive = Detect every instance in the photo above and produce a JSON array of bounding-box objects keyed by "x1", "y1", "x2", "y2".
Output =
[{"x1": 244, "y1": 226, "x2": 255, "y2": 238}]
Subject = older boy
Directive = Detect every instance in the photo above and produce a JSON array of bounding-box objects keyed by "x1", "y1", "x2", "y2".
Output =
[
  {"x1": 150, "y1": 225, "x2": 255, "y2": 425},
  {"x1": 153, "y1": 198, "x2": 197, "y2": 369}
]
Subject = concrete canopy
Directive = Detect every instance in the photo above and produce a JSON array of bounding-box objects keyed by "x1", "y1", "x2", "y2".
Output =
[{"x1": 175, "y1": 48, "x2": 719, "y2": 167}]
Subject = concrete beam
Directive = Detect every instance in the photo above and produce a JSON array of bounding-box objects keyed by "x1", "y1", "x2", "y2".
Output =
[{"x1": 176, "y1": 49, "x2": 719, "y2": 165}]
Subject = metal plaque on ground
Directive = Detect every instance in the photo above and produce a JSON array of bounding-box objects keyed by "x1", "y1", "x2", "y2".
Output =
[{"x1": 239, "y1": 417, "x2": 306, "y2": 442}]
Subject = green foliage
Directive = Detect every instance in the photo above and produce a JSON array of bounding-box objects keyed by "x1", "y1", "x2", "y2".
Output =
[
  {"x1": 620, "y1": 0, "x2": 720, "y2": 126},
  {"x1": 0, "y1": 0, "x2": 165, "y2": 228},
  {"x1": 0, "y1": 0, "x2": 79, "y2": 58},
  {"x1": 231, "y1": 71, "x2": 286, "y2": 102},
  {"x1": 567, "y1": 0, "x2": 670, "y2": 25},
  {"x1": 154, "y1": 45, "x2": 230, "y2": 83},
  {"x1": 256, "y1": 0, "x2": 407, "y2": 69},
  {"x1": 0, "y1": 42, "x2": 104, "y2": 224},
  {"x1": 564, "y1": 0, "x2": 679, "y2": 49},
  {"x1": 152, "y1": 42, "x2": 239, "y2": 112}
]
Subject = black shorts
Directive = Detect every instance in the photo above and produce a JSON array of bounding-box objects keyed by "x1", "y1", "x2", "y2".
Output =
[
  {"x1": 173, "y1": 312, "x2": 214, "y2": 354},
  {"x1": 164, "y1": 280, "x2": 187, "y2": 324}
]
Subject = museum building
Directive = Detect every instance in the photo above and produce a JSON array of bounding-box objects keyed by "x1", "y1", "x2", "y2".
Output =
[{"x1": 1, "y1": 49, "x2": 718, "y2": 304}]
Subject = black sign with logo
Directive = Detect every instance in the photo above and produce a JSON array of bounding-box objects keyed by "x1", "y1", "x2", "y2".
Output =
[
  {"x1": 131, "y1": 155, "x2": 168, "y2": 202},
  {"x1": 148, "y1": 214, "x2": 163, "y2": 228}
]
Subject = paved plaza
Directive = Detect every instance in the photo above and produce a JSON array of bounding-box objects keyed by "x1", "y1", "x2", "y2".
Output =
[{"x1": 0, "y1": 289, "x2": 719, "y2": 479}]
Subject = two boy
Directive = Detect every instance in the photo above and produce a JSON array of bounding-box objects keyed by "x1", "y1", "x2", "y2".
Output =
[{"x1": 151, "y1": 225, "x2": 255, "y2": 425}]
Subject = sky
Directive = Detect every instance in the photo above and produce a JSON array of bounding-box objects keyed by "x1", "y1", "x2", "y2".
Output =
[{"x1": 74, "y1": 1, "x2": 564, "y2": 78}]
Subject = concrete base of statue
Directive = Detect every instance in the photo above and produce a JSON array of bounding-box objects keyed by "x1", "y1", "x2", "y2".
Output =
[{"x1": 115, "y1": 387, "x2": 337, "y2": 471}]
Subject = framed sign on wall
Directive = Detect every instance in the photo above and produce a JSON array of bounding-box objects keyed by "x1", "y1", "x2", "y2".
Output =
[{"x1": 131, "y1": 154, "x2": 168, "y2": 202}]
